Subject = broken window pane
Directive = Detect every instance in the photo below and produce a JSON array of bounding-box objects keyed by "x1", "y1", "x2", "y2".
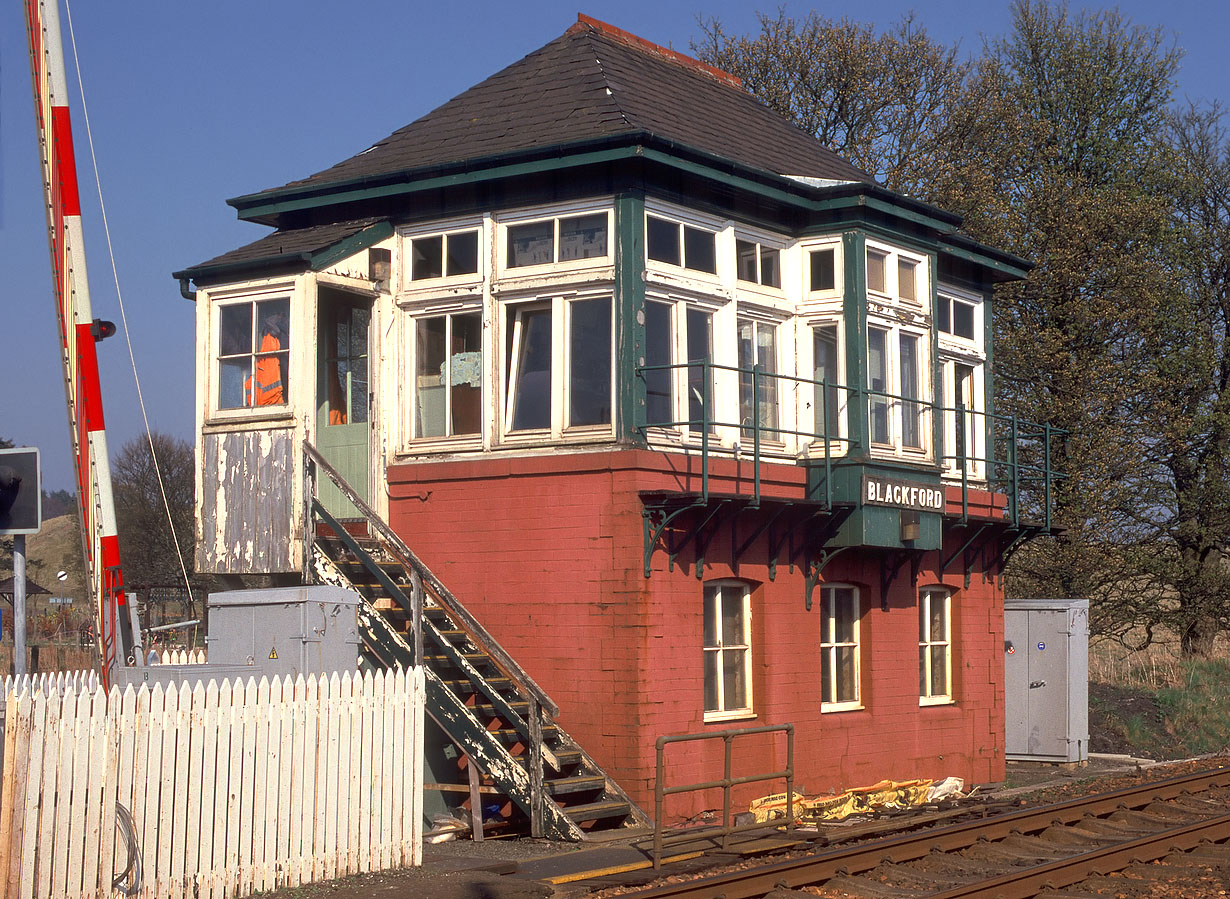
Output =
[
  {"x1": 412, "y1": 235, "x2": 444, "y2": 280},
  {"x1": 508, "y1": 306, "x2": 552, "y2": 430}
]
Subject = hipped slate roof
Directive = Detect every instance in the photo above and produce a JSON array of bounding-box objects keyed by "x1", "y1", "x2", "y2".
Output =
[{"x1": 236, "y1": 16, "x2": 869, "y2": 209}]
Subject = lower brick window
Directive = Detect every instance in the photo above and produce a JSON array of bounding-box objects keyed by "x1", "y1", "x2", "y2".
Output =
[
  {"x1": 703, "y1": 581, "x2": 752, "y2": 719},
  {"x1": 820, "y1": 585, "x2": 861, "y2": 710},
  {"x1": 919, "y1": 587, "x2": 952, "y2": 704}
]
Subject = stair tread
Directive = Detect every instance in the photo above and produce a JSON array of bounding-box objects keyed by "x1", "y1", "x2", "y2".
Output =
[
  {"x1": 547, "y1": 775, "x2": 607, "y2": 795},
  {"x1": 562, "y1": 800, "x2": 632, "y2": 823}
]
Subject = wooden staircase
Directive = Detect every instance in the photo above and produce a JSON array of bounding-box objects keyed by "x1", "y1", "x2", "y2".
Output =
[{"x1": 305, "y1": 443, "x2": 650, "y2": 841}]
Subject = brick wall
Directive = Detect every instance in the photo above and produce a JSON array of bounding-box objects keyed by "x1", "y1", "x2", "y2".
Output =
[{"x1": 387, "y1": 449, "x2": 1006, "y2": 817}]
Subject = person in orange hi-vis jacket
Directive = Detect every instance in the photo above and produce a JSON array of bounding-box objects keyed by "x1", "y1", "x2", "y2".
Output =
[{"x1": 245, "y1": 313, "x2": 286, "y2": 406}]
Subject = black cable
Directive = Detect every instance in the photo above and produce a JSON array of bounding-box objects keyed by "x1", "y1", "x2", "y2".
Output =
[{"x1": 112, "y1": 803, "x2": 142, "y2": 894}]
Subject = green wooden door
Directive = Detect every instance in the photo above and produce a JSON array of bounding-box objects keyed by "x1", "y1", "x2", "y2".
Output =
[{"x1": 317, "y1": 294, "x2": 371, "y2": 518}]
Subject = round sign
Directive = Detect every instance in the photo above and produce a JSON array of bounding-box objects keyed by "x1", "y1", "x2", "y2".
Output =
[{"x1": 1037, "y1": 642, "x2": 1045, "y2": 651}]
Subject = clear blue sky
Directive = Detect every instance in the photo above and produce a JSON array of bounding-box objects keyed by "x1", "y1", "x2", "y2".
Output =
[{"x1": 1, "y1": 1, "x2": 1223, "y2": 492}]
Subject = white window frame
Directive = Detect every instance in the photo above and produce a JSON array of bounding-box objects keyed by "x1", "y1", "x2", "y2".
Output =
[
  {"x1": 806, "y1": 318, "x2": 847, "y2": 450},
  {"x1": 644, "y1": 208, "x2": 722, "y2": 281},
  {"x1": 209, "y1": 285, "x2": 295, "y2": 422},
  {"x1": 865, "y1": 239, "x2": 927, "y2": 307},
  {"x1": 936, "y1": 284, "x2": 987, "y2": 480},
  {"x1": 703, "y1": 580, "x2": 754, "y2": 721},
  {"x1": 642, "y1": 293, "x2": 732, "y2": 444},
  {"x1": 936, "y1": 288, "x2": 982, "y2": 347},
  {"x1": 866, "y1": 319, "x2": 931, "y2": 460},
  {"x1": 919, "y1": 587, "x2": 953, "y2": 705},
  {"x1": 497, "y1": 206, "x2": 613, "y2": 276},
  {"x1": 804, "y1": 239, "x2": 844, "y2": 299},
  {"x1": 820, "y1": 585, "x2": 862, "y2": 712},
  {"x1": 499, "y1": 291, "x2": 615, "y2": 443},
  {"x1": 736, "y1": 314, "x2": 784, "y2": 443},
  {"x1": 734, "y1": 234, "x2": 785, "y2": 292},
  {"x1": 408, "y1": 304, "x2": 486, "y2": 447},
  {"x1": 400, "y1": 221, "x2": 485, "y2": 290}
]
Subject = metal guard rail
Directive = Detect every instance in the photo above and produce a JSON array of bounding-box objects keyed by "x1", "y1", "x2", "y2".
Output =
[
  {"x1": 303, "y1": 440, "x2": 561, "y2": 717},
  {"x1": 652, "y1": 724, "x2": 795, "y2": 868},
  {"x1": 636, "y1": 361, "x2": 1066, "y2": 529}
]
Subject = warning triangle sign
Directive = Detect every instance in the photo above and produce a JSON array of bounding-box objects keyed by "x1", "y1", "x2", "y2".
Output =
[{"x1": 269, "y1": 647, "x2": 278, "y2": 660}]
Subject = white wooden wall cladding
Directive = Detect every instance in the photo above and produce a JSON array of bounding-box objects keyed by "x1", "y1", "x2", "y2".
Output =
[{"x1": 0, "y1": 668, "x2": 425, "y2": 899}]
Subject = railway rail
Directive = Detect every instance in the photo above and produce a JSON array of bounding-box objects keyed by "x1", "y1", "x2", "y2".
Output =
[{"x1": 600, "y1": 767, "x2": 1230, "y2": 898}]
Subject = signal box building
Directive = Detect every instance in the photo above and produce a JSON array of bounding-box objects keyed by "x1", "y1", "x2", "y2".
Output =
[{"x1": 176, "y1": 16, "x2": 1060, "y2": 828}]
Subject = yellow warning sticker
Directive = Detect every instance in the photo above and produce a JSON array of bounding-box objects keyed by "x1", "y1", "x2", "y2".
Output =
[{"x1": 269, "y1": 647, "x2": 278, "y2": 660}]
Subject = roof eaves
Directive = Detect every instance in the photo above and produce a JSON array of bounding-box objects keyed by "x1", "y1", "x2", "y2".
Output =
[
  {"x1": 173, "y1": 219, "x2": 393, "y2": 289},
  {"x1": 941, "y1": 232, "x2": 1033, "y2": 281}
]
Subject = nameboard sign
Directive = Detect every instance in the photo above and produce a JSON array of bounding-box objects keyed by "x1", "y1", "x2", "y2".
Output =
[{"x1": 862, "y1": 474, "x2": 945, "y2": 513}]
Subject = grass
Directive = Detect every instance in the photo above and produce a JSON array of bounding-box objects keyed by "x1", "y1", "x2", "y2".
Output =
[{"x1": 1089, "y1": 637, "x2": 1230, "y2": 760}]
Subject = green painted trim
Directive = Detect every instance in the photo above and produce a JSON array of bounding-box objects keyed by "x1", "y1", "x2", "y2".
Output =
[
  {"x1": 928, "y1": 249, "x2": 944, "y2": 461},
  {"x1": 843, "y1": 231, "x2": 869, "y2": 456},
  {"x1": 940, "y1": 238, "x2": 1031, "y2": 280},
  {"x1": 614, "y1": 192, "x2": 647, "y2": 442},
  {"x1": 309, "y1": 220, "x2": 394, "y2": 271},
  {"x1": 982, "y1": 285, "x2": 996, "y2": 466},
  {"x1": 232, "y1": 146, "x2": 647, "y2": 220}
]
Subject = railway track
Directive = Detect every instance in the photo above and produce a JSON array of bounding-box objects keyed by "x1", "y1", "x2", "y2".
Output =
[{"x1": 601, "y1": 767, "x2": 1230, "y2": 898}]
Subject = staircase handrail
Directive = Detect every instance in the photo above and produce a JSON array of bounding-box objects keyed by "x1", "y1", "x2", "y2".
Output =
[{"x1": 304, "y1": 440, "x2": 560, "y2": 718}]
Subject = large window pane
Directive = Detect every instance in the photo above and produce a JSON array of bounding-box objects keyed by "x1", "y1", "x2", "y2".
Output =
[
  {"x1": 646, "y1": 216, "x2": 680, "y2": 266},
  {"x1": 412, "y1": 235, "x2": 443, "y2": 280},
  {"x1": 810, "y1": 248, "x2": 836, "y2": 291},
  {"x1": 868, "y1": 328, "x2": 889, "y2": 444},
  {"x1": 760, "y1": 247, "x2": 780, "y2": 288},
  {"x1": 568, "y1": 298, "x2": 612, "y2": 427},
  {"x1": 736, "y1": 240, "x2": 758, "y2": 283},
  {"x1": 898, "y1": 258, "x2": 917, "y2": 301},
  {"x1": 900, "y1": 333, "x2": 921, "y2": 448},
  {"x1": 450, "y1": 313, "x2": 482, "y2": 435},
  {"x1": 507, "y1": 221, "x2": 554, "y2": 268},
  {"x1": 686, "y1": 308, "x2": 713, "y2": 429},
  {"x1": 559, "y1": 214, "x2": 607, "y2": 261},
  {"x1": 415, "y1": 318, "x2": 447, "y2": 437},
  {"x1": 953, "y1": 300, "x2": 976, "y2": 339},
  {"x1": 684, "y1": 226, "x2": 716, "y2": 273},
  {"x1": 508, "y1": 306, "x2": 552, "y2": 430},
  {"x1": 722, "y1": 649, "x2": 747, "y2": 709},
  {"x1": 219, "y1": 305, "x2": 252, "y2": 356},
  {"x1": 738, "y1": 320, "x2": 778, "y2": 437},
  {"x1": 813, "y1": 326, "x2": 840, "y2": 440},
  {"x1": 645, "y1": 301, "x2": 673, "y2": 426},
  {"x1": 867, "y1": 249, "x2": 887, "y2": 294},
  {"x1": 446, "y1": 231, "x2": 479, "y2": 276}
]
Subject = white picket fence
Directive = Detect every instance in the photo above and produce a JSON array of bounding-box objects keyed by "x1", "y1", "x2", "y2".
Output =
[
  {"x1": 0, "y1": 667, "x2": 425, "y2": 899},
  {"x1": 155, "y1": 649, "x2": 207, "y2": 666}
]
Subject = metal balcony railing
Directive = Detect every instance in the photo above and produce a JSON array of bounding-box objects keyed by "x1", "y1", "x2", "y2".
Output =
[{"x1": 636, "y1": 361, "x2": 1066, "y2": 528}]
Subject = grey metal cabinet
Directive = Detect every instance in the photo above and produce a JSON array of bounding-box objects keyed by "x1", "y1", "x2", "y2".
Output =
[{"x1": 1005, "y1": 598, "x2": 1089, "y2": 763}]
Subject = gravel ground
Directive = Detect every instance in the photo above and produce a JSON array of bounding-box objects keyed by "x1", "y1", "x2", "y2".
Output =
[{"x1": 248, "y1": 755, "x2": 1230, "y2": 899}]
